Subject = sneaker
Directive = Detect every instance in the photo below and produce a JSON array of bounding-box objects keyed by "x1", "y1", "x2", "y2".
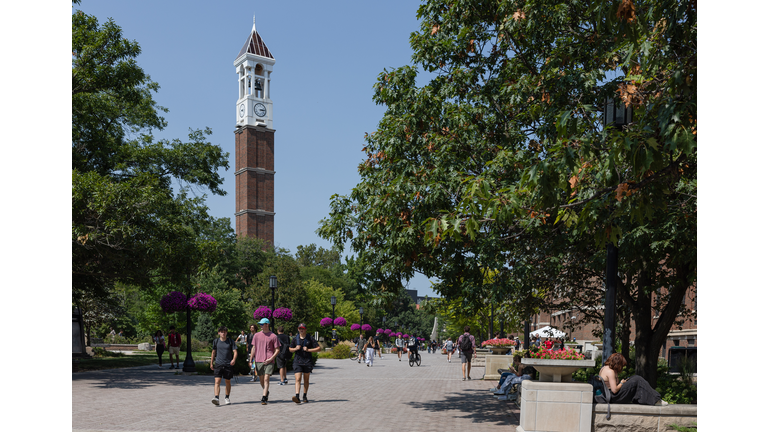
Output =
[
  {"x1": 169, "y1": 365, "x2": 175, "y2": 369},
  {"x1": 261, "y1": 396, "x2": 267, "y2": 405},
  {"x1": 224, "y1": 397, "x2": 231, "y2": 405},
  {"x1": 212, "y1": 397, "x2": 219, "y2": 406},
  {"x1": 158, "y1": 365, "x2": 163, "y2": 369},
  {"x1": 493, "y1": 390, "x2": 505, "y2": 395},
  {"x1": 358, "y1": 360, "x2": 361, "y2": 363},
  {"x1": 283, "y1": 379, "x2": 288, "y2": 384},
  {"x1": 302, "y1": 395, "x2": 308, "y2": 403},
  {"x1": 655, "y1": 400, "x2": 669, "y2": 406},
  {"x1": 489, "y1": 388, "x2": 498, "y2": 392},
  {"x1": 292, "y1": 395, "x2": 301, "y2": 404},
  {"x1": 279, "y1": 381, "x2": 285, "y2": 386},
  {"x1": 496, "y1": 395, "x2": 510, "y2": 401},
  {"x1": 462, "y1": 377, "x2": 466, "y2": 381},
  {"x1": 467, "y1": 376, "x2": 472, "y2": 380}
]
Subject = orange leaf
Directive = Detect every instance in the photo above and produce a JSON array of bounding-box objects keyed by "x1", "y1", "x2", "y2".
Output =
[
  {"x1": 617, "y1": 0, "x2": 636, "y2": 23},
  {"x1": 431, "y1": 24, "x2": 440, "y2": 35},
  {"x1": 512, "y1": 10, "x2": 526, "y2": 21}
]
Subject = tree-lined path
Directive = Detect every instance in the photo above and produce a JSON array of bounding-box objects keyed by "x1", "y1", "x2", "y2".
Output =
[{"x1": 73, "y1": 353, "x2": 519, "y2": 432}]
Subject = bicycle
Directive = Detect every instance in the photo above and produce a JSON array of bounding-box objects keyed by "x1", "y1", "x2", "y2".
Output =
[
  {"x1": 349, "y1": 347, "x2": 362, "y2": 361},
  {"x1": 408, "y1": 351, "x2": 421, "y2": 367}
]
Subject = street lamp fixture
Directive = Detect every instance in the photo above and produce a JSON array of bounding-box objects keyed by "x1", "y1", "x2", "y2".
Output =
[
  {"x1": 269, "y1": 275, "x2": 277, "y2": 318},
  {"x1": 604, "y1": 98, "x2": 632, "y2": 129}
]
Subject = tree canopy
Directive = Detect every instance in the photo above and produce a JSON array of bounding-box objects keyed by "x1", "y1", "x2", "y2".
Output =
[{"x1": 319, "y1": 0, "x2": 696, "y2": 385}]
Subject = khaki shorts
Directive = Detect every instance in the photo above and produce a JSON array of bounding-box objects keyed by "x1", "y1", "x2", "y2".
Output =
[
  {"x1": 255, "y1": 362, "x2": 276, "y2": 376},
  {"x1": 168, "y1": 346, "x2": 180, "y2": 355}
]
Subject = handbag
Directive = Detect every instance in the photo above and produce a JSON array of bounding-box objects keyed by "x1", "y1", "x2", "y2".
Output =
[{"x1": 222, "y1": 365, "x2": 235, "y2": 380}]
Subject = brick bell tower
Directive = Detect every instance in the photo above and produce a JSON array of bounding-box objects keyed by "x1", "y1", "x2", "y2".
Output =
[{"x1": 233, "y1": 17, "x2": 275, "y2": 244}]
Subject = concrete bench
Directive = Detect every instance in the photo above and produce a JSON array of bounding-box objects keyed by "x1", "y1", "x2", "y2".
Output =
[{"x1": 592, "y1": 403, "x2": 697, "y2": 432}]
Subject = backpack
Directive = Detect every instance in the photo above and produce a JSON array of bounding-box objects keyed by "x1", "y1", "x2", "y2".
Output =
[
  {"x1": 590, "y1": 374, "x2": 612, "y2": 419},
  {"x1": 459, "y1": 334, "x2": 473, "y2": 352}
]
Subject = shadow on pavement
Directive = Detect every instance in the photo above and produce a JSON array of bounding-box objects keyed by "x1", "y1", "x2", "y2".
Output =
[{"x1": 405, "y1": 388, "x2": 518, "y2": 427}]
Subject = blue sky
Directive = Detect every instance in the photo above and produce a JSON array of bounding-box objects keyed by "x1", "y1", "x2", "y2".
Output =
[{"x1": 75, "y1": 0, "x2": 439, "y2": 296}]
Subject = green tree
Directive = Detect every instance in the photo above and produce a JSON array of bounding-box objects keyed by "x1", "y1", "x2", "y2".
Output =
[
  {"x1": 72, "y1": 8, "x2": 229, "y2": 302},
  {"x1": 193, "y1": 312, "x2": 216, "y2": 344},
  {"x1": 319, "y1": 0, "x2": 695, "y2": 386}
]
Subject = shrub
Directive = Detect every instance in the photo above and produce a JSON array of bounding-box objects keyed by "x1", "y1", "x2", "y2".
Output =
[
  {"x1": 180, "y1": 337, "x2": 211, "y2": 352},
  {"x1": 92, "y1": 347, "x2": 125, "y2": 358},
  {"x1": 331, "y1": 344, "x2": 352, "y2": 359}
]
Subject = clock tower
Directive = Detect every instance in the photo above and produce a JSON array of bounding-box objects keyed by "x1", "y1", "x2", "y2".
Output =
[{"x1": 233, "y1": 18, "x2": 275, "y2": 244}]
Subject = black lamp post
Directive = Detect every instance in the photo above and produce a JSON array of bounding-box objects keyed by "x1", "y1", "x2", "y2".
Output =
[
  {"x1": 269, "y1": 275, "x2": 277, "y2": 319},
  {"x1": 359, "y1": 306, "x2": 364, "y2": 331},
  {"x1": 601, "y1": 97, "x2": 630, "y2": 365},
  {"x1": 331, "y1": 296, "x2": 337, "y2": 347},
  {"x1": 182, "y1": 299, "x2": 195, "y2": 372},
  {"x1": 523, "y1": 319, "x2": 531, "y2": 350}
]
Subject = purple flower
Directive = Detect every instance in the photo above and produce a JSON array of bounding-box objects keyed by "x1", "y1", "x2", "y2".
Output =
[
  {"x1": 395, "y1": 332, "x2": 402, "y2": 337},
  {"x1": 333, "y1": 317, "x2": 347, "y2": 327},
  {"x1": 361, "y1": 324, "x2": 372, "y2": 331},
  {"x1": 403, "y1": 334, "x2": 410, "y2": 339},
  {"x1": 160, "y1": 291, "x2": 187, "y2": 313},
  {"x1": 350, "y1": 323, "x2": 361, "y2": 331},
  {"x1": 273, "y1": 307, "x2": 293, "y2": 321},
  {"x1": 320, "y1": 317, "x2": 333, "y2": 327},
  {"x1": 253, "y1": 306, "x2": 272, "y2": 320},
  {"x1": 188, "y1": 292, "x2": 217, "y2": 312},
  {"x1": 376, "y1": 328, "x2": 384, "y2": 334},
  {"x1": 384, "y1": 329, "x2": 392, "y2": 335}
]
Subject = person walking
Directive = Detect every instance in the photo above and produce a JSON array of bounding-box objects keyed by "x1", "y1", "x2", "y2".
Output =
[
  {"x1": 375, "y1": 331, "x2": 383, "y2": 359},
  {"x1": 364, "y1": 336, "x2": 376, "y2": 367},
  {"x1": 152, "y1": 330, "x2": 165, "y2": 369},
  {"x1": 394, "y1": 334, "x2": 405, "y2": 361},
  {"x1": 166, "y1": 325, "x2": 182, "y2": 369},
  {"x1": 356, "y1": 332, "x2": 367, "y2": 363},
  {"x1": 246, "y1": 323, "x2": 257, "y2": 382},
  {"x1": 289, "y1": 323, "x2": 321, "y2": 404},
  {"x1": 457, "y1": 326, "x2": 476, "y2": 380},
  {"x1": 235, "y1": 330, "x2": 247, "y2": 346},
  {"x1": 443, "y1": 337, "x2": 455, "y2": 363},
  {"x1": 250, "y1": 318, "x2": 281, "y2": 405},
  {"x1": 276, "y1": 325, "x2": 291, "y2": 385},
  {"x1": 210, "y1": 326, "x2": 237, "y2": 406}
]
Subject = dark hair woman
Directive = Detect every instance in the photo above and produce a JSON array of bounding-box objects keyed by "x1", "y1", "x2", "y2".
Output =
[
  {"x1": 598, "y1": 353, "x2": 666, "y2": 405},
  {"x1": 153, "y1": 330, "x2": 166, "y2": 368}
]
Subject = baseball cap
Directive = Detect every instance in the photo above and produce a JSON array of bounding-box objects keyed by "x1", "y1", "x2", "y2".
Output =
[
  {"x1": 298, "y1": 323, "x2": 307, "y2": 329},
  {"x1": 258, "y1": 318, "x2": 270, "y2": 325}
]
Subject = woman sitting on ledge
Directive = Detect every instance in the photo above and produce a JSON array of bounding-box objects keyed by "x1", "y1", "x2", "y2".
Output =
[{"x1": 598, "y1": 353, "x2": 667, "y2": 406}]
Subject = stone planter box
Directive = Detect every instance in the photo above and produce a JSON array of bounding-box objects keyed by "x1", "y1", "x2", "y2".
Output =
[
  {"x1": 522, "y1": 358, "x2": 595, "y2": 382},
  {"x1": 517, "y1": 380, "x2": 594, "y2": 432},
  {"x1": 484, "y1": 354, "x2": 513, "y2": 380},
  {"x1": 487, "y1": 346, "x2": 512, "y2": 355},
  {"x1": 593, "y1": 403, "x2": 697, "y2": 432}
]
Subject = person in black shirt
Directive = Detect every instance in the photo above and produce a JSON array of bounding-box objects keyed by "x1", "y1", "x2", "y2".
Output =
[
  {"x1": 289, "y1": 323, "x2": 321, "y2": 403},
  {"x1": 276, "y1": 326, "x2": 291, "y2": 385},
  {"x1": 246, "y1": 323, "x2": 257, "y2": 382}
]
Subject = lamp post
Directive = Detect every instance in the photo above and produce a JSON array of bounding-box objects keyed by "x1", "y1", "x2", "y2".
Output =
[
  {"x1": 359, "y1": 306, "x2": 364, "y2": 332},
  {"x1": 331, "y1": 296, "x2": 337, "y2": 347},
  {"x1": 601, "y1": 97, "x2": 630, "y2": 365},
  {"x1": 523, "y1": 319, "x2": 531, "y2": 350},
  {"x1": 269, "y1": 275, "x2": 277, "y2": 319}
]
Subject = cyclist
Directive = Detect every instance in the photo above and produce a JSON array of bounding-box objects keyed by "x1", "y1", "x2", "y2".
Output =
[{"x1": 407, "y1": 335, "x2": 419, "y2": 363}]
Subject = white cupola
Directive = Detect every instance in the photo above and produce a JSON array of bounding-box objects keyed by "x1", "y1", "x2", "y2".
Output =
[{"x1": 234, "y1": 17, "x2": 275, "y2": 129}]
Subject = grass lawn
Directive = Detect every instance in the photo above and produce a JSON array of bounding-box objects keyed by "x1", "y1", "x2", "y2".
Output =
[{"x1": 74, "y1": 351, "x2": 212, "y2": 372}]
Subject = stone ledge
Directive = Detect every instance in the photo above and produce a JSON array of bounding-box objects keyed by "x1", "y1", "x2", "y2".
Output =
[
  {"x1": 522, "y1": 380, "x2": 593, "y2": 391},
  {"x1": 594, "y1": 404, "x2": 697, "y2": 416}
]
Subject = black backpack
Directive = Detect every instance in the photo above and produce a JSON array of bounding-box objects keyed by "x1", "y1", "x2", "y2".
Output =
[
  {"x1": 459, "y1": 334, "x2": 473, "y2": 352},
  {"x1": 590, "y1": 374, "x2": 612, "y2": 419}
]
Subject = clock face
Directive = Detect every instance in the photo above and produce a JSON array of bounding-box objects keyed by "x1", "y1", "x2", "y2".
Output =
[
  {"x1": 239, "y1": 104, "x2": 245, "y2": 118},
  {"x1": 254, "y1": 103, "x2": 267, "y2": 118}
]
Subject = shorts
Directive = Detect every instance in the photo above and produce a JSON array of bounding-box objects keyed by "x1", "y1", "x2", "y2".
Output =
[
  {"x1": 276, "y1": 355, "x2": 287, "y2": 369},
  {"x1": 460, "y1": 351, "x2": 473, "y2": 363},
  {"x1": 396, "y1": 347, "x2": 404, "y2": 352},
  {"x1": 255, "y1": 362, "x2": 276, "y2": 376},
  {"x1": 168, "y1": 346, "x2": 180, "y2": 355},
  {"x1": 293, "y1": 364, "x2": 313, "y2": 374},
  {"x1": 213, "y1": 365, "x2": 233, "y2": 379}
]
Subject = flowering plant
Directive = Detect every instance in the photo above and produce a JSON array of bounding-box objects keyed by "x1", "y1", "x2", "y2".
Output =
[
  {"x1": 528, "y1": 347, "x2": 585, "y2": 360},
  {"x1": 350, "y1": 323, "x2": 361, "y2": 331},
  {"x1": 253, "y1": 306, "x2": 272, "y2": 320},
  {"x1": 188, "y1": 292, "x2": 217, "y2": 312},
  {"x1": 160, "y1": 291, "x2": 187, "y2": 313},
  {"x1": 395, "y1": 332, "x2": 402, "y2": 337},
  {"x1": 334, "y1": 317, "x2": 347, "y2": 327},
  {"x1": 320, "y1": 317, "x2": 333, "y2": 327},
  {"x1": 273, "y1": 307, "x2": 293, "y2": 321},
  {"x1": 361, "y1": 324, "x2": 372, "y2": 331},
  {"x1": 417, "y1": 337, "x2": 424, "y2": 341},
  {"x1": 384, "y1": 329, "x2": 392, "y2": 335},
  {"x1": 376, "y1": 328, "x2": 384, "y2": 334},
  {"x1": 481, "y1": 338, "x2": 516, "y2": 347},
  {"x1": 403, "y1": 334, "x2": 410, "y2": 339}
]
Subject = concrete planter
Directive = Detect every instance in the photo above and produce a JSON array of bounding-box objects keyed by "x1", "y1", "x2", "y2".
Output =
[
  {"x1": 522, "y1": 358, "x2": 594, "y2": 382},
  {"x1": 487, "y1": 346, "x2": 512, "y2": 355}
]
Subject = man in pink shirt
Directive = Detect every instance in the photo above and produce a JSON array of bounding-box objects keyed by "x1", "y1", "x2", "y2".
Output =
[{"x1": 249, "y1": 318, "x2": 281, "y2": 405}]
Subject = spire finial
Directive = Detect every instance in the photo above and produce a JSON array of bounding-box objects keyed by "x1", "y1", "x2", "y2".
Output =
[{"x1": 253, "y1": 14, "x2": 256, "y2": 31}]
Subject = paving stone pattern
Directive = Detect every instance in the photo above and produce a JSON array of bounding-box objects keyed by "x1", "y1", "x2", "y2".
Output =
[{"x1": 73, "y1": 352, "x2": 520, "y2": 432}]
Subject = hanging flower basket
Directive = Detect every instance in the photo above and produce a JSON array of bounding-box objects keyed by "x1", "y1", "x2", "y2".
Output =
[
  {"x1": 273, "y1": 307, "x2": 293, "y2": 321},
  {"x1": 320, "y1": 317, "x2": 333, "y2": 327},
  {"x1": 376, "y1": 328, "x2": 384, "y2": 334},
  {"x1": 253, "y1": 306, "x2": 272, "y2": 320},
  {"x1": 403, "y1": 334, "x2": 410, "y2": 339},
  {"x1": 188, "y1": 292, "x2": 217, "y2": 312},
  {"x1": 395, "y1": 332, "x2": 402, "y2": 338},
  {"x1": 384, "y1": 329, "x2": 392, "y2": 335},
  {"x1": 350, "y1": 323, "x2": 361, "y2": 331},
  {"x1": 361, "y1": 324, "x2": 372, "y2": 331},
  {"x1": 160, "y1": 291, "x2": 187, "y2": 313},
  {"x1": 333, "y1": 317, "x2": 347, "y2": 327}
]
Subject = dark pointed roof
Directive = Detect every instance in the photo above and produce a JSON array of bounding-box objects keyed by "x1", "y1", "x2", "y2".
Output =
[{"x1": 236, "y1": 23, "x2": 274, "y2": 60}]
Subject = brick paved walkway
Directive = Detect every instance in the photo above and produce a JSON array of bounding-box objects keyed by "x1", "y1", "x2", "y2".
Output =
[{"x1": 73, "y1": 352, "x2": 520, "y2": 432}]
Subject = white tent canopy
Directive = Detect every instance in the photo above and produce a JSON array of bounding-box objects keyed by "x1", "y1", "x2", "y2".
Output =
[{"x1": 530, "y1": 326, "x2": 566, "y2": 339}]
